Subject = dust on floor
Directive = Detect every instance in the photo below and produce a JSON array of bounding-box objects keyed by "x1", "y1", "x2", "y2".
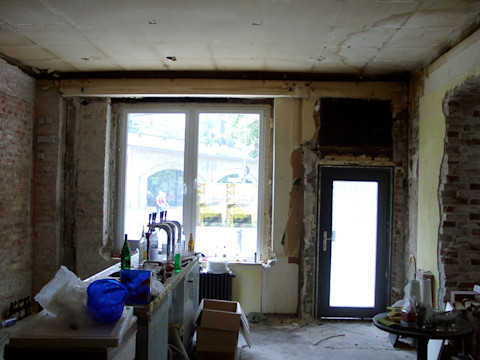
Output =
[{"x1": 239, "y1": 314, "x2": 416, "y2": 360}]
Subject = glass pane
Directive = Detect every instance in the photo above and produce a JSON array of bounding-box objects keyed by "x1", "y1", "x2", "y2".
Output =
[
  {"x1": 124, "y1": 113, "x2": 185, "y2": 239},
  {"x1": 196, "y1": 112, "x2": 260, "y2": 259},
  {"x1": 329, "y1": 180, "x2": 378, "y2": 308}
]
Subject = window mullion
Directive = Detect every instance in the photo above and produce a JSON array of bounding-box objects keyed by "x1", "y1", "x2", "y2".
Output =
[{"x1": 183, "y1": 108, "x2": 199, "y2": 240}]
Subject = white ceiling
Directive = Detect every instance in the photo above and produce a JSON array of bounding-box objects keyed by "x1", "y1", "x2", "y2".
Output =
[{"x1": 0, "y1": 0, "x2": 479, "y2": 77}]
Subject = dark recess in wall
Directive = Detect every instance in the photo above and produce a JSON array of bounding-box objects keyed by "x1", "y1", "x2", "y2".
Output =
[{"x1": 319, "y1": 97, "x2": 393, "y2": 156}]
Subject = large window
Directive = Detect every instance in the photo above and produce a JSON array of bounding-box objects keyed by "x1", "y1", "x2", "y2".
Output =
[{"x1": 117, "y1": 105, "x2": 266, "y2": 261}]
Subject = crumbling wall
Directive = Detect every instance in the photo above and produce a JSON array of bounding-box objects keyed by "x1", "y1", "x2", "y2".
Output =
[
  {"x1": 32, "y1": 82, "x2": 65, "y2": 295},
  {"x1": 64, "y1": 98, "x2": 116, "y2": 279},
  {"x1": 406, "y1": 73, "x2": 422, "y2": 288},
  {"x1": 438, "y1": 76, "x2": 480, "y2": 306},
  {"x1": 300, "y1": 94, "x2": 410, "y2": 318}
]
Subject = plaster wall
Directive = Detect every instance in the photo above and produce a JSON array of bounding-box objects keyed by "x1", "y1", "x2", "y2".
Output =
[
  {"x1": 229, "y1": 263, "x2": 262, "y2": 314},
  {"x1": 416, "y1": 28, "x2": 480, "y2": 305},
  {"x1": 261, "y1": 98, "x2": 301, "y2": 314}
]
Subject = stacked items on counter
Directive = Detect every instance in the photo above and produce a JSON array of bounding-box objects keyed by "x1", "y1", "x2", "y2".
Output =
[
  {"x1": 119, "y1": 212, "x2": 195, "y2": 303},
  {"x1": 0, "y1": 297, "x2": 32, "y2": 329},
  {"x1": 33, "y1": 266, "x2": 135, "y2": 327},
  {"x1": 380, "y1": 276, "x2": 434, "y2": 329},
  {"x1": 452, "y1": 286, "x2": 480, "y2": 313},
  {"x1": 379, "y1": 257, "x2": 436, "y2": 329},
  {"x1": 206, "y1": 258, "x2": 231, "y2": 274},
  {"x1": 136, "y1": 211, "x2": 191, "y2": 271},
  {"x1": 194, "y1": 299, "x2": 251, "y2": 360},
  {"x1": 3, "y1": 265, "x2": 139, "y2": 360}
]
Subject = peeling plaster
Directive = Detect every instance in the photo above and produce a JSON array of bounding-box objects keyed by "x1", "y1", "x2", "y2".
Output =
[{"x1": 299, "y1": 95, "x2": 409, "y2": 318}]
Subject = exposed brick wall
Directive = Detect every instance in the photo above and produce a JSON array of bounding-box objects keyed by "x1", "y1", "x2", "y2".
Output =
[
  {"x1": 65, "y1": 98, "x2": 115, "y2": 279},
  {"x1": 0, "y1": 59, "x2": 35, "y2": 317},
  {"x1": 391, "y1": 108, "x2": 409, "y2": 300},
  {"x1": 32, "y1": 83, "x2": 64, "y2": 294},
  {"x1": 438, "y1": 76, "x2": 480, "y2": 306}
]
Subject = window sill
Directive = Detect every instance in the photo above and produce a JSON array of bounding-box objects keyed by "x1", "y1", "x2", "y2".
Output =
[{"x1": 227, "y1": 260, "x2": 262, "y2": 266}]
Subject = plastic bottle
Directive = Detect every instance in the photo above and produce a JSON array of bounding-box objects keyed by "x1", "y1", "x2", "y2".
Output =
[
  {"x1": 149, "y1": 230, "x2": 159, "y2": 261},
  {"x1": 121, "y1": 234, "x2": 131, "y2": 270},
  {"x1": 188, "y1": 233, "x2": 194, "y2": 253},
  {"x1": 138, "y1": 229, "x2": 147, "y2": 266},
  {"x1": 174, "y1": 243, "x2": 181, "y2": 273}
]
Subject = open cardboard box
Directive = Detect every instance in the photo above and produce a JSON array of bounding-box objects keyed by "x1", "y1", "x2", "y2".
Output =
[{"x1": 195, "y1": 299, "x2": 251, "y2": 353}]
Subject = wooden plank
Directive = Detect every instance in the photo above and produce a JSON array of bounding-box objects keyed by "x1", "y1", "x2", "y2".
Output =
[{"x1": 58, "y1": 78, "x2": 407, "y2": 104}]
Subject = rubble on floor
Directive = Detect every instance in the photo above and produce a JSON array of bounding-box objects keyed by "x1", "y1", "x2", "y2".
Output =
[{"x1": 239, "y1": 314, "x2": 416, "y2": 360}]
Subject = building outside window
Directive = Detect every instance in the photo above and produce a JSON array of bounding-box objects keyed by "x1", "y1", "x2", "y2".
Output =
[{"x1": 117, "y1": 104, "x2": 266, "y2": 261}]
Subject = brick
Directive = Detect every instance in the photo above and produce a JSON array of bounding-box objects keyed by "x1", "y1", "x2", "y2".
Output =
[
  {"x1": 440, "y1": 87, "x2": 480, "y2": 305},
  {"x1": 0, "y1": 59, "x2": 34, "y2": 318},
  {"x1": 443, "y1": 221, "x2": 456, "y2": 228}
]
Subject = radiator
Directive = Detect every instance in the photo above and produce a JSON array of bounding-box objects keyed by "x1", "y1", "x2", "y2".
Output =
[{"x1": 199, "y1": 271, "x2": 236, "y2": 301}]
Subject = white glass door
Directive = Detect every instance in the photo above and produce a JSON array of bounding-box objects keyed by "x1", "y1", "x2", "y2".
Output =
[
  {"x1": 316, "y1": 166, "x2": 392, "y2": 318},
  {"x1": 330, "y1": 180, "x2": 378, "y2": 308}
]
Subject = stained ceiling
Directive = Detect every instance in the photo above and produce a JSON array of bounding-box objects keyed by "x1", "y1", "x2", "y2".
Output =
[{"x1": 0, "y1": 0, "x2": 479, "y2": 77}]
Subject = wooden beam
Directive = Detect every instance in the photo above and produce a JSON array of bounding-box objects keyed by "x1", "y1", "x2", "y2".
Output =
[{"x1": 59, "y1": 78, "x2": 407, "y2": 104}]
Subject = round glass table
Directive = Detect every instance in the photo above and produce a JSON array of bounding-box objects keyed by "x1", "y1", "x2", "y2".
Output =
[{"x1": 373, "y1": 312, "x2": 474, "y2": 360}]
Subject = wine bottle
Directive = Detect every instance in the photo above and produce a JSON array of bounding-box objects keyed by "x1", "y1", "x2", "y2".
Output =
[
  {"x1": 188, "y1": 233, "x2": 194, "y2": 253},
  {"x1": 121, "y1": 234, "x2": 131, "y2": 270},
  {"x1": 138, "y1": 228, "x2": 147, "y2": 266}
]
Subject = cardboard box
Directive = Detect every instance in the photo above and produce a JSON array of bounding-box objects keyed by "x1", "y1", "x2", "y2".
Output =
[
  {"x1": 195, "y1": 299, "x2": 251, "y2": 353},
  {"x1": 195, "y1": 349, "x2": 240, "y2": 360},
  {"x1": 196, "y1": 328, "x2": 238, "y2": 352},
  {"x1": 451, "y1": 290, "x2": 478, "y2": 304}
]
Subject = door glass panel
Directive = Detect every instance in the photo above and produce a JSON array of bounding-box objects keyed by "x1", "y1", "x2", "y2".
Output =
[
  {"x1": 195, "y1": 112, "x2": 260, "y2": 259},
  {"x1": 330, "y1": 180, "x2": 378, "y2": 308},
  {"x1": 124, "y1": 113, "x2": 185, "y2": 238}
]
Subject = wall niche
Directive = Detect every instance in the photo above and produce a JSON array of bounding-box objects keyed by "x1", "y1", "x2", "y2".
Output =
[{"x1": 319, "y1": 97, "x2": 393, "y2": 158}]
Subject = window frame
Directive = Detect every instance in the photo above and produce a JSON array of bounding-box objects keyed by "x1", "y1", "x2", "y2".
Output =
[{"x1": 116, "y1": 102, "x2": 268, "y2": 261}]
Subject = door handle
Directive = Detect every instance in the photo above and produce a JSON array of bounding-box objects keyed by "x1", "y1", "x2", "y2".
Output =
[{"x1": 323, "y1": 230, "x2": 336, "y2": 251}]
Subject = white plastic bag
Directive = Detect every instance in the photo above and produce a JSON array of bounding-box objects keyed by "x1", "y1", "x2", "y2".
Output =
[{"x1": 34, "y1": 265, "x2": 90, "y2": 328}]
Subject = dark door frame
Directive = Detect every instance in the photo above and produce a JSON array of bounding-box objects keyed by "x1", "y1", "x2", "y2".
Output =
[{"x1": 315, "y1": 165, "x2": 393, "y2": 319}]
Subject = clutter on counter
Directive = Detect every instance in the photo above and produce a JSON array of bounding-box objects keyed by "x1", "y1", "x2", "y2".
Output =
[
  {"x1": 379, "y1": 273, "x2": 460, "y2": 332},
  {"x1": 3, "y1": 306, "x2": 137, "y2": 360},
  {"x1": 7, "y1": 306, "x2": 135, "y2": 348},
  {"x1": 206, "y1": 258, "x2": 231, "y2": 274},
  {"x1": 87, "y1": 279, "x2": 129, "y2": 324},
  {"x1": 120, "y1": 269, "x2": 153, "y2": 305}
]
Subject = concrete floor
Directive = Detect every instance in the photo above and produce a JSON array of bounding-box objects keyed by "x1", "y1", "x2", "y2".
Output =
[{"x1": 238, "y1": 316, "x2": 417, "y2": 360}]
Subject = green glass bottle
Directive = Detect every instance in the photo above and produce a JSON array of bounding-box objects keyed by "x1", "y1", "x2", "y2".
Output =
[
  {"x1": 121, "y1": 234, "x2": 131, "y2": 270},
  {"x1": 174, "y1": 243, "x2": 181, "y2": 273}
]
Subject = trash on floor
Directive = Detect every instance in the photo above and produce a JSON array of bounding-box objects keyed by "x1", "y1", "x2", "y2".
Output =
[{"x1": 247, "y1": 312, "x2": 271, "y2": 326}]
